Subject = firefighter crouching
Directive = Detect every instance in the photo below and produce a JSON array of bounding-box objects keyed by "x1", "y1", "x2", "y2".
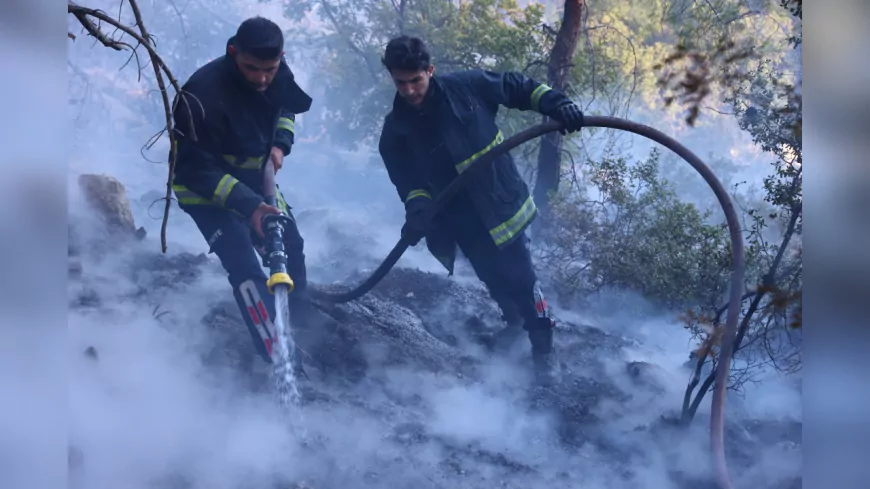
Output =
[{"x1": 170, "y1": 17, "x2": 312, "y2": 375}]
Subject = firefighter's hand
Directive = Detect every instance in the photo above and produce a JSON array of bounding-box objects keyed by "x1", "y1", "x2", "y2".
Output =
[
  {"x1": 270, "y1": 146, "x2": 285, "y2": 174},
  {"x1": 250, "y1": 202, "x2": 282, "y2": 238},
  {"x1": 402, "y1": 207, "x2": 431, "y2": 245},
  {"x1": 552, "y1": 103, "x2": 584, "y2": 135},
  {"x1": 401, "y1": 222, "x2": 425, "y2": 246}
]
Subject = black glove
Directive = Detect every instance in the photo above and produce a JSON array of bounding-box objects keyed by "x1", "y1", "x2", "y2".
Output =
[
  {"x1": 401, "y1": 204, "x2": 431, "y2": 246},
  {"x1": 551, "y1": 103, "x2": 584, "y2": 135}
]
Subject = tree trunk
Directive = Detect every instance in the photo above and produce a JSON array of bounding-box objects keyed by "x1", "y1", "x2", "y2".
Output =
[{"x1": 532, "y1": 0, "x2": 585, "y2": 236}]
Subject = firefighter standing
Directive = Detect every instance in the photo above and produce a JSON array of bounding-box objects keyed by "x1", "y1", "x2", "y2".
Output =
[
  {"x1": 377, "y1": 36, "x2": 585, "y2": 385},
  {"x1": 170, "y1": 17, "x2": 312, "y2": 374}
]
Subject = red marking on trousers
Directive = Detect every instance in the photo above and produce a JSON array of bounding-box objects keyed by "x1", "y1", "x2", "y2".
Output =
[
  {"x1": 247, "y1": 306, "x2": 261, "y2": 325},
  {"x1": 256, "y1": 301, "x2": 269, "y2": 324}
]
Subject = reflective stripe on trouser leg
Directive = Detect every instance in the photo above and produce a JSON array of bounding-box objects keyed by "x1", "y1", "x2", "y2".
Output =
[
  {"x1": 236, "y1": 278, "x2": 278, "y2": 363},
  {"x1": 181, "y1": 205, "x2": 279, "y2": 363},
  {"x1": 533, "y1": 281, "x2": 550, "y2": 319}
]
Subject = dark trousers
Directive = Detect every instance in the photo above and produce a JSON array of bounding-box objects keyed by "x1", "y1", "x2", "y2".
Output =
[
  {"x1": 181, "y1": 204, "x2": 309, "y2": 363},
  {"x1": 442, "y1": 194, "x2": 550, "y2": 331}
]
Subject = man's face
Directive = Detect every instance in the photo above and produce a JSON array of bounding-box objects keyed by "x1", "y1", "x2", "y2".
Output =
[
  {"x1": 390, "y1": 65, "x2": 435, "y2": 107},
  {"x1": 229, "y1": 45, "x2": 282, "y2": 91}
]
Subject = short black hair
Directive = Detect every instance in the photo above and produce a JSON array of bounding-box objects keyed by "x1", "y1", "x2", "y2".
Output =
[
  {"x1": 381, "y1": 35, "x2": 431, "y2": 72},
  {"x1": 234, "y1": 16, "x2": 284, "y2": 60}
]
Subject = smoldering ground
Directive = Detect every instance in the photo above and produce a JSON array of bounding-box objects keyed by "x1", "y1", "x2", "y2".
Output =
[{"x1": 65, "y1": 170, "x2": 801, "y2": 489}]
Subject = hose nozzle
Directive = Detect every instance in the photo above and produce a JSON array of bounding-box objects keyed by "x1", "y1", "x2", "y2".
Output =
[
  {"x1": 261, "y1": 213, "x2": 295, "y2": 295},
  {"x1": 267, "y1": 272, "x2": 294, "y2": 294}
]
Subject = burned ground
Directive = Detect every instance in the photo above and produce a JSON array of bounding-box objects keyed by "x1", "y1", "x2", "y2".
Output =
[
  {"x1": 69, "y1": 243, "x2": 800, "y2": 489},
  {"x1": 66, "y1": 176, "x2": 800, "y2": 489}
]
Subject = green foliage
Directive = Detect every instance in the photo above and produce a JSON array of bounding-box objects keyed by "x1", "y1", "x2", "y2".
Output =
[
  {"x1": 679, "y1": 8, "x2": 802, "y2": 412},
  {"x1": 285, "y1": 0, "x2": 553, "y2": 149},
  {"x1": 540, "y1": 148, "x2": 732, "y2": 310},
  {"x1": 779, "y1": 0, "x2": 802, "y2": 46},
  {"x1": 284, "y1": 0, "x2": 648, "y2": 154},
  {"x1": 727, "y1": 61, "x2": 802, "y2": 208}
]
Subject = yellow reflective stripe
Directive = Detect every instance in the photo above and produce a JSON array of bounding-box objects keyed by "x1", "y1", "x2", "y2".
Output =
[
  {"x1": 405, "y1": 189, "x2": 431, "y2": 202},
  {"x1": 530, "y1": 84, "x2": 552, "y2": 111},
  {"x1": 223, "y1": 154, "x2": 264, "y2": 170},
  {"x1": 489, "y1": 195, "x2": 537, "y2": 246},
  {"x1": 455, "y1": 131, "x2": 504, "y2": 174},
  {"x1": 277, "y1": 117, "x2": 295, "y2": 134},
  {"x1": 241, "y1": 157, "x2": 263, "y2": 170},
  {"x1": 172, "y1": 184, "x2": 244, "y2": 217},
  {"x1": 276, "y1": 187, "x2": 290, "y2": 214},
  {"x1": 172, "y1": 184, "x2": 211, "y2": 205},
  {"x1": 212, "y1": 175, "x2": 239, "y2": 206}
]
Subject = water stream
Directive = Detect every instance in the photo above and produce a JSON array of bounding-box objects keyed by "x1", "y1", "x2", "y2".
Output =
[{"x1": 272, "y1": 286, "x2": 302, "y2": 408}]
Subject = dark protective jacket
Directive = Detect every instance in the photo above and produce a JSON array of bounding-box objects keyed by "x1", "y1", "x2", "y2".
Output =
[
  {"x1": 170, "y1": 36, "x2": 313, "y2": 219},
  {"x1": 378, "y1": 69, "x2": 573, "y2": 273}
]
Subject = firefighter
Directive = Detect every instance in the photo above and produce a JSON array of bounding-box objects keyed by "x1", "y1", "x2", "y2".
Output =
[
  {"x1": 170, "y1": 17, "x2": 313, "y2": 375},
  {"x1": 377, "y1": 36, "x2": 585, "y2": 385}
]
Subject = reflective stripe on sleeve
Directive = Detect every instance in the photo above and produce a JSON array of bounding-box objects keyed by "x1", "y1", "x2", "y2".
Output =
[
  {"x1": 172, "y1": 185, "x2": 211, "y2": 205},
  {"x1": 405, "y1": 189, "x2": 432, "y2": 202},
  {"x1": 277, "y1": 117, "x2": 295, "y2": 134},
  {"x1": 489, "y1": 195, "x2": 537, "y2": 246},
  {"x1": 212, "y1": 174, "x2": 239, "y2": 206},
  {"x1": 530, "y1": 84, "x2": 552, "y2": 112}
]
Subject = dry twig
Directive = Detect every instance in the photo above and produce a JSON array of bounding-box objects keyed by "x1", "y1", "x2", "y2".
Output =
[
  {"x1": 68, "y1": 0, "x2": 198, "y2": 253},
  {"x1": 653, "y1": 37, "x2": 755, "y2": 126}
]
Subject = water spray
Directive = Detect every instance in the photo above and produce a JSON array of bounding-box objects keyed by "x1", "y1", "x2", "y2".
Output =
[{"x1": 260, "y1": 108, "x2": 303, "y2": 407}]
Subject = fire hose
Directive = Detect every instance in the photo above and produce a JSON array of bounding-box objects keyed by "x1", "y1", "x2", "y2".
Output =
[{"x1": 268, "y1": 116, "x2": 745, "y2": 489}]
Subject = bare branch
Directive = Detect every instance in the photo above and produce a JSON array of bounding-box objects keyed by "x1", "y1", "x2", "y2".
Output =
[
  {"x1": 682, "y1": 203, "x2": 803, "y2": 424},
  {"x1": 68, "y1": 0, "x2": 198, "y2": 253}
]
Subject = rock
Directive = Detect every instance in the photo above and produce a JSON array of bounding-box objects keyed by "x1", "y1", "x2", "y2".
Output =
[{"x1": 78, "y1": 174, "x2": 138, "y2": 238}]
